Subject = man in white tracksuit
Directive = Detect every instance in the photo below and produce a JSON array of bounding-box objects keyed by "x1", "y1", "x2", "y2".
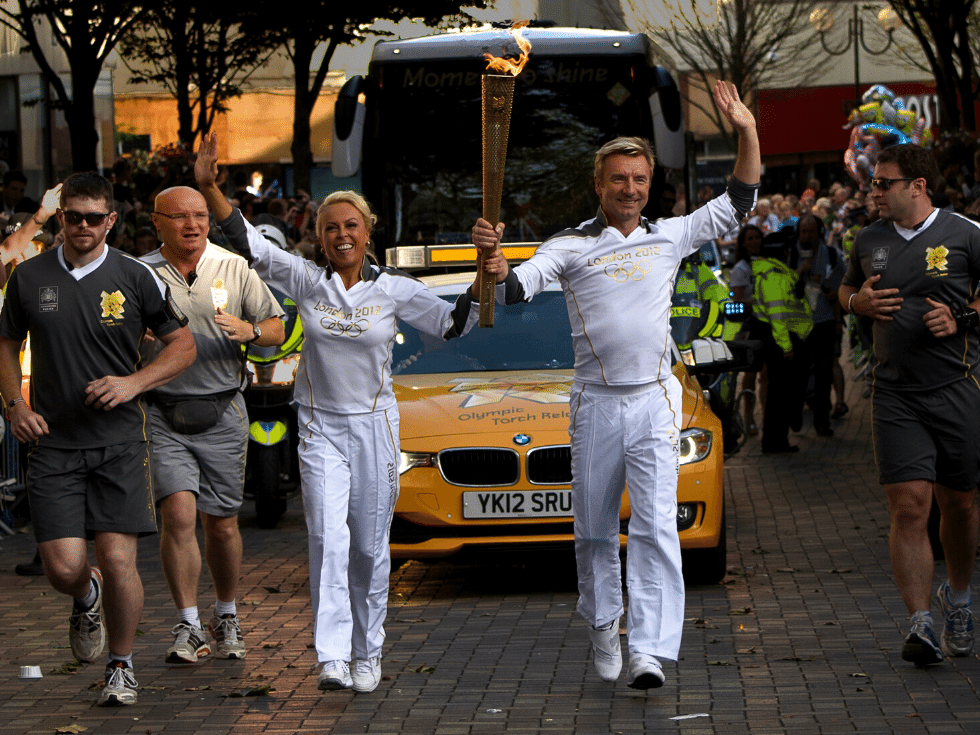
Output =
[{"x1": 472, "y1": 81, "x2": 760, "y2": 689}]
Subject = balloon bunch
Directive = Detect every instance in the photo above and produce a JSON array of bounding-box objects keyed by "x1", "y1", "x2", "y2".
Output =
[{"x1": 844, "y1": 84, "x2": 933, "y2": 190}]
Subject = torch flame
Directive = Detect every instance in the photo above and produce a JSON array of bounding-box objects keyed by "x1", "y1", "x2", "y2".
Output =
[{"x1": 483, "y1": 20, "x2": 532, "y2": 76}]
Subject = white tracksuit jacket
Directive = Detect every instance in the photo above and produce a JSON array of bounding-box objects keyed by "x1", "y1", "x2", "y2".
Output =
[
  {"x1": 497, "y1": 194, "x2": 745, "y2": 660},
  {"x1": 220, "y1": 209, "x2": 478, "y2": 662}
]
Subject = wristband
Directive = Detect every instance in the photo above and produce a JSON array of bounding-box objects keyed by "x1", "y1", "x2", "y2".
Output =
[
  {"x1": 31, "y1": 214, "x2": 45, "y2": 227},
  {"x1": 949, "y1": 300, "x2": 980, "y2": 335},
  {"x1": 6, "y1": 397, "x2": 25, "y2": 409},
  {"x1": 847, "y1": 292, "x2": 857, "y2": 315}
]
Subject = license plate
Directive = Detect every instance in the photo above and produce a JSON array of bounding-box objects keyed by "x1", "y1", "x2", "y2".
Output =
[{"x1": 462, "y1": 490, "x2": 573, "y2": 519}]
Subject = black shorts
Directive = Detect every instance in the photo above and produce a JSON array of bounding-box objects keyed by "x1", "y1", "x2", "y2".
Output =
[
  {"x1": 871, "y1": 379, "x2": 980, "y2": 491},
  {"x1": 26, "y1": 441, "x2": 158, "y2": 542}
]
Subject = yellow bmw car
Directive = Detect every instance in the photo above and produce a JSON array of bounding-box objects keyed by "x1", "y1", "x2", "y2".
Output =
[{"x1": 390, "y1": 265, "x2": 729, "y2": 584}]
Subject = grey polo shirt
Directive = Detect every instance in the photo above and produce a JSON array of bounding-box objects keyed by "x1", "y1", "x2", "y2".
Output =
[{"x1": 141, "y1": 242, "x2": 284, "y2": 396}]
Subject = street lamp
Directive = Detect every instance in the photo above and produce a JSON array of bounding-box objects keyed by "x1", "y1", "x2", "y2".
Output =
[{"x1": 810, "y1": 4, "x2": 901, "y2": 111}]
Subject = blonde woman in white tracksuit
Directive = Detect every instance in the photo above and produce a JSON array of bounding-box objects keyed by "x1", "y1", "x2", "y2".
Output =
[{"x1": 195, "y1": 133, "x2": 494, "y2": 693}]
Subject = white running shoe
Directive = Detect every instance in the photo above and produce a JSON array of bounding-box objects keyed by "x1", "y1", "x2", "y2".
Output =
[
  {"x1": 902, "y1": 612, "x2": 945, "y2": 666},
  {"x1": 588, "y1": 618, "x2": 622, "y2": 681},
  {"x1": 936, "y1": 582, "x2": 975, "y2": 657},
  {"x1": 209, "y1": 614, "x2": 246, "y2": 659},
  {"x1": 317, "y1": 660, "x2": 352, "y2": 690},
  {"x1": 69, "y1": 569, "x2": 105, "y2": 663},
  {"x1": 98, "y1": 661, "x2": 138, "y2": 706},
  {"x1": 627, "y1": 653, "x2": 665, "y2": 690},
  {"x1": 351, "y1": 656, "x2": 382, "y2": 693},
  {"x1": 166, "y1": 621, "x2": 211, "y2": 663}
]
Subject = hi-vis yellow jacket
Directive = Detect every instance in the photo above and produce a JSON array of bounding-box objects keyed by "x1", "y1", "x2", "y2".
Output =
[{"x1": 751, "y1": 257, "x2": 813, "y2": 354}]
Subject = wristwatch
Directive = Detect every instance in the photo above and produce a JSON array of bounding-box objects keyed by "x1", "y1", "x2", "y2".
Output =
[{"x1": 248, "y1": 322, "x2": 261, "y2": 343}]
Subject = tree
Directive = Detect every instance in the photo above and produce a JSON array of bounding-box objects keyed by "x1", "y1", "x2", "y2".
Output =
[
  {"x1": 0, "y1": 0, "x2": 148, "y2": 172},
  {"x1": 625, "y1": 0, "x2": 826, "y2": 151},
  {"x1": 887, "y1": 0, "x2": 978, "y2": 133},
  {"x1": 118, "y1": 2, "x2": 280, "y2": 149},
  {"x1": 263, "y1": 2, "x2": 489, "y2": 195}
]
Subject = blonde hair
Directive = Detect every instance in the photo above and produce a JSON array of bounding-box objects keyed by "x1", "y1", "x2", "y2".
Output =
[
  {"x1": 316, "y1": 190, "x2": 378, "y2": 243},
  {"x1": 594, "y1": 137, "x2": 655, "y2": 180}
]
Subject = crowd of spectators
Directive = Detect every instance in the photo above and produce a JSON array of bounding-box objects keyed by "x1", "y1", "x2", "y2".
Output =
[
  {"x1": 708, "y1": 140, "x2": 980, "y2": 451},
  {"x1": 0, "y1": 156, "x2": 326, "y2": 270},
  {"x1": 5, "y1": 143, "x2": 980, "y2": 451},
  {"x1": 719, "y1": 178, "x2": 874, "y2": 448}
]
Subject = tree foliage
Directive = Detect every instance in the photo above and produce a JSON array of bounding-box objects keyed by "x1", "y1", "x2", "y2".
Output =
[
  {"x1": 887, "y1": 0, "x2": 978, "y2": 133},
  {"x1": 260, "y1": 1, "x2": 489, "y2": 194},
  {"x1": 118, "y1": 2, "x2": 279, "y2": 148},
  {"x1": 626, "y1": 0, "x2": 826, "y2": 151},
  {"x1": 0, "y1": 0, "x2": 148, "y2": 172}
]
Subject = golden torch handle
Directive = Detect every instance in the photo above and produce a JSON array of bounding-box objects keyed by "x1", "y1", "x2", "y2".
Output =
[{"x1": 480, "y1": 74, "x2": 516, "y2": 328}]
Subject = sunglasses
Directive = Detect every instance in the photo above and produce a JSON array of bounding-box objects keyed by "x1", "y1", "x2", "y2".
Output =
[
  {"x1": 870, "y1": 177, "x2": 917, "y2": 191},
  {"x1": 62, "y1": 210, "x2": 111, "y2": 226}
]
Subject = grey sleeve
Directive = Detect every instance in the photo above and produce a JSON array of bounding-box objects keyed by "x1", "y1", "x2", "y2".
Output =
[
  {"x1": 499, "y1": 268, "x2": 526, "y2": 305},
  {"x1": 727, "y1": 175, "x2": 760, "y2": 220},
  {"x1": 444, "y1": 288, "x2": 478, "y2": 338},
  {"x1": 216, "y1": 208, "x2": 254, "y2": 264}
]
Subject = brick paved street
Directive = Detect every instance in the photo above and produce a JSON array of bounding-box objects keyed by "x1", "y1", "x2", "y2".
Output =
[{"x1": 1, "y1": 361, "x2": 978, "y2": 733}]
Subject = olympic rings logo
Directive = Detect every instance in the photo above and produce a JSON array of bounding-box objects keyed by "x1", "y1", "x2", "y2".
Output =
[
  {"x1": 604, "y1": 260, "x2": 651, "y2": 283},
  {"x1": 320, "y1": 318, "x2": 371, "y2": 337}
]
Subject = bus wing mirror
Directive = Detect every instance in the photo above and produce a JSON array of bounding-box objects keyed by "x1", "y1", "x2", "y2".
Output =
[
  {"x1": 332, "y1": 75, "x2": 367, "y2": 178},
  {"x1": 648, "y1": 67, "x2": 685, "y2": 170}
]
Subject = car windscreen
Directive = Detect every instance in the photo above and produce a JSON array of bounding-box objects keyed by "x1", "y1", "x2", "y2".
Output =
[{"x1": 392, "y1": 290, "x2": 574, "y2": 374}]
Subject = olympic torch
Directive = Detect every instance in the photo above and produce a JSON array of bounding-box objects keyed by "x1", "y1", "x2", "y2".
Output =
[{"x1": 478, "y1": 22, "x2": 531, "y2": 327}]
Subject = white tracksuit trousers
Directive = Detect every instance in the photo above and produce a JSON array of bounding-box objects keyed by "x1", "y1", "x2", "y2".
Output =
[
  {"x1": 569, "y1": 378, "x2": 685, "y2": 660},
  {"x1": 297, "y1": 405, "x2": 400, "y2": 663}
]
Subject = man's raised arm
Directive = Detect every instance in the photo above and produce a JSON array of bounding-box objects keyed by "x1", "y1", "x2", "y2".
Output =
[
  {"x1": 195, "y1": 132, "x2": 233, "y2": 222},
  {"x1": 713, "y1": 81, "x2": 760, "y2": 188}
]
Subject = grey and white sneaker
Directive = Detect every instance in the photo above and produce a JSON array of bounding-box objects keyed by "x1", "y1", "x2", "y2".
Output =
[
  {"x1": 626, "y1": 653, "x2": 665, "y2": 690},
  {"x1": 588, "y1": 618, "x2": 622, "y2": 682},
  {"x1": 69, "y1": 568, "x2": 105, "y2": 663},
  {"x1": 901, "y1": 612, "x2": 945, "y2": 666},
  {"x1": 351, "y1": 656, "x2": 382, "y2": 693},
  {"x1": 166, "y1": 621, "x2": 211, "y2": 663},
  {"x1": 936, "y1": 582, "x2": 975, "y2": 657},
  {"x1": 209, "y1": 614, "x2": 246, "y2": 659},
  {"x1": 317, "y1": 660, "x2": 352, "y2": 690},
  {"x1": 98, "y1": 661, "x2": 138, "y2": 706}
]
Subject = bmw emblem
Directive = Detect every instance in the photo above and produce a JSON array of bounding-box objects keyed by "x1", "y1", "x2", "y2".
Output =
[{"x1": 513, "y1": 433, "x2": 531, "y2": 446}]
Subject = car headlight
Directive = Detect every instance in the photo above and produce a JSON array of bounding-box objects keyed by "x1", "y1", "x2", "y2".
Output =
[
  {"x1": 398, "y1": 451, "x2": 434, "y2": 475},
  {"x1": 679, "y1": 428, "x2": 712, "y2": 465}
]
